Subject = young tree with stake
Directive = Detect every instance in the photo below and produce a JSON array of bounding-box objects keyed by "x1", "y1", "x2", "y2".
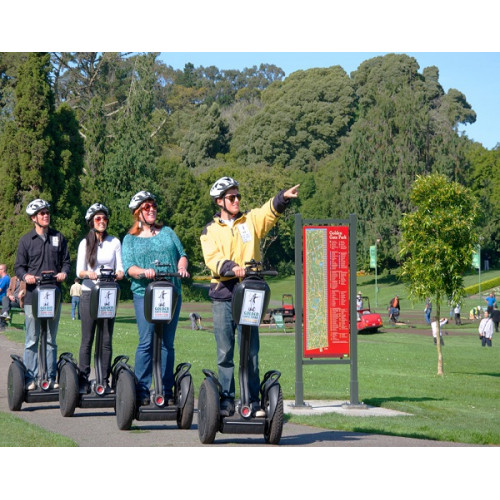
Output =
[{"x1": 400, "y1": 174, "x2": 480, "y2": 375}]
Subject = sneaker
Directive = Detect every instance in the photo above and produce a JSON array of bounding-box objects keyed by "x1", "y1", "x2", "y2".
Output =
[
  {"x1": 1, "y1": 311, "x2": 9, "y2": 319},
  {"x1": 251, "y1": 402, "x2": 266, "y2": 418},
  {"x1": 220, "y1": 398, "x2": 235, "y2": 417},
  {"x1": 27, "y1": 381, "x2": 36, "y2": 390},
  {"x1": 50, "y1": 380, "x2": 59, "y2": 389},
  {"x1": 167, "y1": 398, "x2": 175, "y2": 406}
]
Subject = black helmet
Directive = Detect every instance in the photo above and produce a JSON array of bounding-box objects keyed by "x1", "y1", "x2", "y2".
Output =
[{"x1": 85, "y1": 203, "x2": 110, "y2": 223}]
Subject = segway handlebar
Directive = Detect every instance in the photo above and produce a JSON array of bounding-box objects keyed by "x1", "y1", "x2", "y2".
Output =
[
  {"x1": 35, "y1": 270, "x2": 58, "y2": 285},
  {"x1": 222, "y1": 260, "x2": 278, "y2": 278},
  {"x1": 96, "y1": 266, "x2": 118, "y2": 282},
  {"x1": 137, "y1": 260, "x2": 182, "y2": 281}
]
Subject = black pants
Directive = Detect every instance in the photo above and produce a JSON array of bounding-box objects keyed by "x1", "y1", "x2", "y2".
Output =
[{"x1": 78, "y1": 291, "x2": 115, "y2": 380}]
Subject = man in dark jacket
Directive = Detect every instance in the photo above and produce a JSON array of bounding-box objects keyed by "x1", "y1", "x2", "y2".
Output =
[{"x1": 14, "y1": 199, "x2": 70, "y2": 390}]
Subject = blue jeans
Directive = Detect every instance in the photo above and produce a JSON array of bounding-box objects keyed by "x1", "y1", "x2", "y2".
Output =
[
  {"x1": 133, "y1": 294, "x2": 181, "y2": 399},
  {"x1": 425, "y1": 309, "x2": 431, "y2": 325},
  {"x1": 212, "y1": 300, "x2": 260, "y2": 403},
  {"x1": 71, "y1": 296, "x2": 80, "y2": 319},
  {"x1": 23, "y1": 304, "x2": 61, "y2": 383}
]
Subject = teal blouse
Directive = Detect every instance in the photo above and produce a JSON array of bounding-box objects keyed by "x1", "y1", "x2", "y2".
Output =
[{"x1": 122, "y1": 226, "x2": 187, "y2": 296}]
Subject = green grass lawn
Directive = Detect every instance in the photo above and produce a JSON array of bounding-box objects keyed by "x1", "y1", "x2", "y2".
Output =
[{"x1": 2, "y1": 269, "x2": 499, "y2": 446}]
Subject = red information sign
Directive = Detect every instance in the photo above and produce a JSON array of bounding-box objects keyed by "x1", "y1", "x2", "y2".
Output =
[{"x1": 302, "y1": 225, "x2": 350, "y2": 358}]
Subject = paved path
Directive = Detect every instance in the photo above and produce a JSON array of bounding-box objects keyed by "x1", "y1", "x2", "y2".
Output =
[{"x1": 0, "y1": 332, "x2": 472, "y2": 447}]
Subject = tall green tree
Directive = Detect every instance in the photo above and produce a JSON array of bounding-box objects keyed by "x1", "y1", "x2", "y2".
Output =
[
  {"x1": 307, "y1": 54, "x2": 476, "y2": 268},
  {"x1": 400, "y1": 174, "x2": 480, "y2": 375},
  {"x1": 0, "y1": 53, "x2": 58, "y2": 268},
  {"x1": 100, "y1": 53, "x2": 158, "y2": 237},
  {"x1": 181, "y1": 102, "x2": 230, "y2": 168},
  {"x1": 230, "y1": 66, "x2": 356, "y2": 170}
]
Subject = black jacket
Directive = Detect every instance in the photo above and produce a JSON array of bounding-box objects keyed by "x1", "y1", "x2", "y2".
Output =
[{"x1": 14, "y1": 228, "x2": 71, "y2": 305}]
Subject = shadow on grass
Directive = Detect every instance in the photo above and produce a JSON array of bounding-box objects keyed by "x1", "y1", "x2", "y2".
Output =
[
  {"x1": 454, "y1": 372, "x2": 500, "y2": 378},
  {"x1": 363, "y1": 396, "x2": 444, "y2": 406}
]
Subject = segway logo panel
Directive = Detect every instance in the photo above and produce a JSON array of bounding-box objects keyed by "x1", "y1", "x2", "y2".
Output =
[
  {"x1": 90, "y1": 282, "x2": 120, "y2": 320},
  {"x1": 239, "y1": 289, "x2": 266, "y2": 326},
  {"x1": 97, "y1": 287, "x2": 118, "y2": 318},
  {"x1": 145, "y1": 281, "x2": 177, "y2": 323},
  {"x1": 32, "y1": 286, "x2": 60, "y2": 320},
  {"x1": 151, "y1": 286, "x2": 174, "y2": 321}
]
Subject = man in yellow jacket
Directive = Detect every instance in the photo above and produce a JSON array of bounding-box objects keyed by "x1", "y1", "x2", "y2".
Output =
[{"x1": 200, "y1": 176, "x2": 299, "y2": 417}]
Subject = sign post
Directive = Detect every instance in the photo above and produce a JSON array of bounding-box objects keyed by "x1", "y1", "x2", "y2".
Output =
[
  {"x1": 294, "y1": 213, "x2": 363, "y2": 408},
  {"x1": 370, "y1": 244, "x2": 378, "y2": 307},
  {"x1": 472, "y1": 245, "x2": 481, "y2": 298}
]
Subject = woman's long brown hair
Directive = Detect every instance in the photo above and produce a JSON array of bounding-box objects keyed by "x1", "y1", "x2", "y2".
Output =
[{"x1": 85, "y1": 222, "x2": 108, "y2": 268}]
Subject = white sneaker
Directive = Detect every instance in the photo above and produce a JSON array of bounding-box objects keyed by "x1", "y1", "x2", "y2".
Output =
[
  {"x1": 51, "y1": 381, "x2": 59, "y2": 389},
  {"x1": 27, "y1": 381, "x2": 36, "y2": 390},
  {"x1": 254, "y1": 408, "x2": 266, "y2": 418}
]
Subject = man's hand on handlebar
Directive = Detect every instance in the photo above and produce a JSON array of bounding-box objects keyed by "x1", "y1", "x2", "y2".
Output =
[
  {"x1": 231, "y1": 265, "x2": 246, "y2": 278},
  {"x1": 55, "y1": 272, "x2": 67, "y2": 282}
]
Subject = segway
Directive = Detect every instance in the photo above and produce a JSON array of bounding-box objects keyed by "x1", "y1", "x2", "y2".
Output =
[
  {"x1": 114, "y1": 261, "x2": 194, "y2": 431},
  {"x1": 198, "y1": 260, "x2": 284, "y2": 445},
  {"x1": 7, "y1": 271, "x2": 62, "y2": 411},
  {"x1": 58, "y1": 267, "x2": 122, "y2": 417}
]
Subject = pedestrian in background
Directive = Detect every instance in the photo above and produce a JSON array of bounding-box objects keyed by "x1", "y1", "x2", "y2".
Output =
[
  {"x1": 424, "y1": 297, "x2": 432, "y2": 325},
  {"x1": 454, "y1": 303, "x2": 462, "y2": 325},
  {"x1": 478, "y1": 310, "x2": 494, "y2": 347},
  {"x1": 70, "y1": 277, "x2": 82, "y2": 320},
  {"x1": 189, "y1": 312, "x2": 203, "y2": 330}
]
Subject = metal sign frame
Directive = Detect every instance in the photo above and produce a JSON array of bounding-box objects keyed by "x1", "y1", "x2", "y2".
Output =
[{"x1": 293, "y1": 213, "x2": 361, "y2": 407}]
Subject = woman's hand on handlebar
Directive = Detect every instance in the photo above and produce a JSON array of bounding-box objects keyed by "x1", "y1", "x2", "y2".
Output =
[
  {"x1": 115, "y1": 270, "x2": 125, "y2": 281},
  {"x1": 177, "y1": 267, "x2": 190, "y2": 279},
  {"x1": 141, "y1": 268, "x2": 156, "y2": 280}
]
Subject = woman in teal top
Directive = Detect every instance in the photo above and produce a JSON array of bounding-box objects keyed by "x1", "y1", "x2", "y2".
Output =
[{"x1": 122, "y1": 191, "x2": 190, "y2": 406}]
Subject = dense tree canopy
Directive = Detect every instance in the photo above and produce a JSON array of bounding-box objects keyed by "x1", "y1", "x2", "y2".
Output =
[{"x1": 0, "y1": 51, "x2": 497, "y2": 285}]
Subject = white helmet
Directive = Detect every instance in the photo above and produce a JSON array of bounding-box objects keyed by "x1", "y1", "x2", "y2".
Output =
[
  {"x1": 209, "y1": 177, "x2": 239, "y2": 200},
  {"x1": 26, "y1": 199, "x2": 50, "y2": 216},
  {"x1": 85, "y1": 203, "x2": 110, "y2": 223},
  {"x1": 129, "y1": 191, "x2": 156, "y2": 213}
]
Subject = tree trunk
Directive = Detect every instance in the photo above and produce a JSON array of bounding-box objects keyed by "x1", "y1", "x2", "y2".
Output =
[{"x1": 435, "y1": 300, "x2": 444, "y2": 375}]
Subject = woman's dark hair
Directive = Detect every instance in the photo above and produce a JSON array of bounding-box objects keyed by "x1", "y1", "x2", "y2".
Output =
[{"x1": 85, "y1": 221, "x2": 108, "y2": 268}]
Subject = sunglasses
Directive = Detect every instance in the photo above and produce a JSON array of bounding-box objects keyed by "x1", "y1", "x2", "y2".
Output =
[
  {"x1": 38, "y1": 210, "x2": 50, "y2": 216},
  {"x1": 141, "y1": 202, "x2": 157, "y2": 211},
  {"x1": 94, "y1": 215, "x2": 108, "y2": 223},
  {"x1": 224, "y1": 193, "x2": 241, "y2": 203}
]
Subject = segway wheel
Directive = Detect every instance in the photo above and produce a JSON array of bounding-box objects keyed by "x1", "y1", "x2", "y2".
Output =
[
  {"x1": 7, "y1": 362, "x2": 25, "y2": 411},
  {"x1": 116, "y1": 370, "x2": 136, "y2": 430},
  {"x1": 177, "y1": 375, "x2": 194, "y2": 430},
  {"x1": 264, "y1": 386, "x2": 284, "y2": 445},
  {"x1": 197, "y1": 378, "x2": 219, "y2": 444},
  {"x1": 59, "y1": 363, "x2": 79, "y2": 417}
]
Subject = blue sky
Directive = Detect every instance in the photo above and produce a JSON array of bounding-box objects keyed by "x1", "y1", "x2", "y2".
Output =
[{"x1": 159, "y1": 52, "x2": 500, "y2": 150}]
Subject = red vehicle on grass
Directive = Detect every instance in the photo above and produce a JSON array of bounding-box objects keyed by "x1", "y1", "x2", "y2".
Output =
[{"x1": 357, "y1": 296, "x2": 383, "y2": 333}]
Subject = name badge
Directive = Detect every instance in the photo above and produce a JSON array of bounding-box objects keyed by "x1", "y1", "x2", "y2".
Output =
[
  {"x1": 238, "y1": 223, "x2": 252, "y2": 243},
  {"x1": 51, "y1": 236, "x2": 59, "y2": 247}
]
